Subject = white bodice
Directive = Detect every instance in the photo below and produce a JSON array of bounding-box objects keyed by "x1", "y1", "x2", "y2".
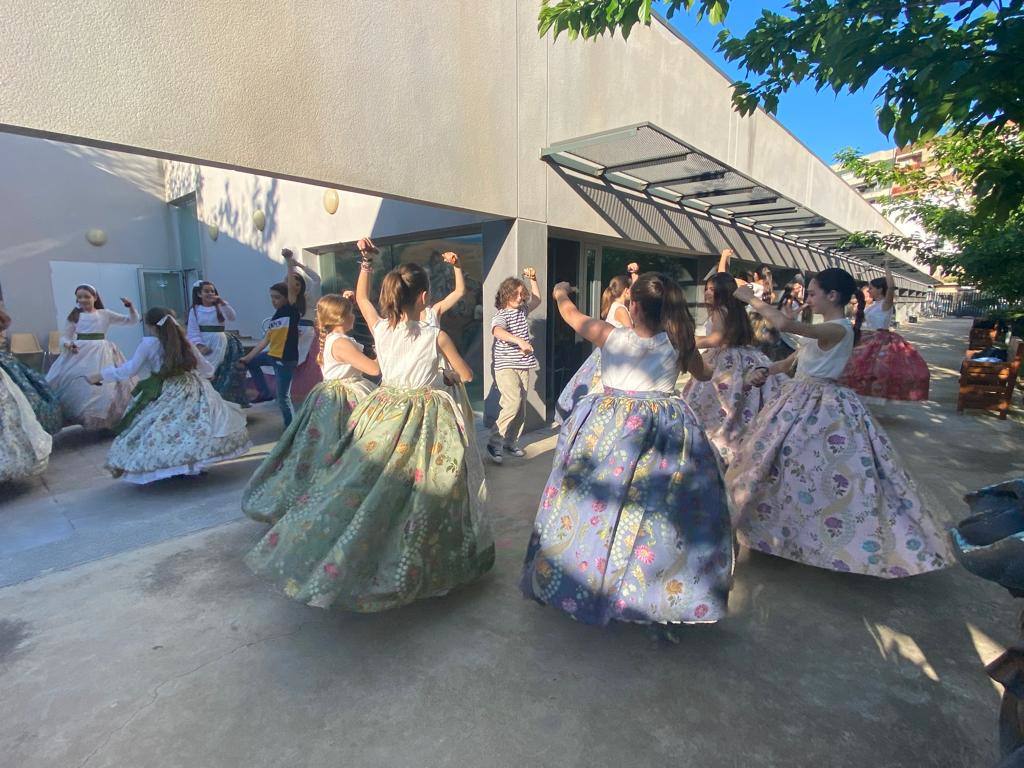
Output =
[
  {"x1": 372, "y1": 319, "x2": 442, "y2": 389},
  {"x1": 186, "y1": 303, "x2": 236, "y2": 344},
  {"x1": 606, "y1": 301, "x2": 628, "y2": 329},
  {"x1": 67, "y1": 309, "x2": 135, "y2": 340},
  {"x1": 864, "y1": 302, "x2": 894, "y2": 331},
  {"x1": 795, "y1": 319, "x2": 854, "y2": 381},
  {"x1": 321, "y1": 331, "x2": 364, "y2": 381},
  {"x1": 102, "y1": 336, "x2": 215, "y2": 382},
  {"x1": 600, "y1": 328, "x2": 679, "y2": 393}
]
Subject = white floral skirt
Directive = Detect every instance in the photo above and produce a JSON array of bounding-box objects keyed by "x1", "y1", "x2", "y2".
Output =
[
  {"x1": 0, "y1": 368, "x2": 51, "y2": 483},
  {"x1": 106, "y1": 371, "x2": 251, "y2": 484}
]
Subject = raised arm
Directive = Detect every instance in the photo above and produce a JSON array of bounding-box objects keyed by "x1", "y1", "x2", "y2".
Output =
[
  {"x1": 355, "y1": 237, "x2": 382, "y2": 329},
  {"x1": 437, "y1": 330, "x2": 473, "y2": 383},
  {"x1": 627, "y1": 262, "x2": 640, "y2": 285},
  {"x1": 107, "y1": 298, "x2": 140, "y2": 325},
  {"x1": 431, "y1": 252, "x2": 466, "y2": 319},
  {"x1": 552, "y1": 282, "x2": 614, "y2": 348},
  {"x1": 217, "y1": 299, "x2": 237, "y2": 322},
  {"x1": 717, "y1": 248, "x2": 734, "y2": 274},
  {"x1": 882, "y1": 261, "x2": 896, "y2": 311},
  {"x1": 735, "y1": 285, "x2": 847, "y2": 348},
  {"x1": 282, "y1": 249, "x2": 303, "y2": 306},
  {"x1": 330, "y1": 336, "x2": 380, "y2": 378},
  {"x1": 523, "y1": 267, "x2": 542, "y2": 313}
]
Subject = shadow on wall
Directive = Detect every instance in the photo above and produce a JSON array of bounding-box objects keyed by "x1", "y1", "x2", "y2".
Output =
[{"x1": 551, "y1": 165, "x2": 833, "y2": 272}]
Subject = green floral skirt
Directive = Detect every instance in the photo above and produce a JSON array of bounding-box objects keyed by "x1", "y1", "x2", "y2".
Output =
[
  {"x1": 245, "y1": 385, "x2": 495, "y2": 611},
  {"x1": 242, "y1": 378, "x2": 375, "y2": 524}
]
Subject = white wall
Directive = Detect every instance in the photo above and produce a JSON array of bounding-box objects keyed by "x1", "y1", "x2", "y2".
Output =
[
  {"x1": 0, "y1": 133, "x2": 174, "y2": 343},
  {"x1": 165, "y1": 162, "x2": 491, "y2": 338}
]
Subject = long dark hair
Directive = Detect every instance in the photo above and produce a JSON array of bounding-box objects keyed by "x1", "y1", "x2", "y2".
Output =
[
  {"x1": 814, "y1": 268, "x2": 864, "y2": 344},
  {"x1": 290, "y1": 273, "x2": 308, "y2": 317},
  {"x1": 145, "y1": 307, "x2": 198, "y2": 376},
  {"x1": 68, "y1": 285, "x2": 105, "y2": 323},
  {"x1": 706, "y1": 272, "x2": 753, "y2": 347},
  {"x1": 191, "y1": 281, "x2": 224, "y2": 323},
  {"x1": 631, "y1": 272, "x2": 697, "y2": 371},
  {"x1": 380, "y1": 263, "x2": 430, "y2": 328},
  {"x1": 600, "y1": 275, "x2": 630, "y2": 320},
  {"x1": 869, "y1": 276, "x2": 890, "y2": 298}
]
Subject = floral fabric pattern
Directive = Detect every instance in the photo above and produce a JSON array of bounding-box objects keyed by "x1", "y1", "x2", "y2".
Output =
[
  {"x1": 105, "y1": 371, "x2": 251, "y2": 484},
  {"x1": 0, "y1": 350, "x2": 63, "y2": 434},
  {"x1": 245, "y1": 386, "x2": 495, "y2": 612},
  {"x1": 211, "y1": 333, "x2": 250, "y2": 407},
  {"x1": 243, "y1": 378, "x2": 374, "y2": 524},
  {"x1": 725, "y1": 378, "x2": 951, "y2": 577},
  {"x1": 521, "y1": 389, "x2": 732, "y2": 626},
  {"x1": 682, "y1": 346, "x2": 781, "y2": 468},
  {"x1": 554, "y1": 348, "x2": 602, "y2": 424},
  {"x1": 838, "y1": 330, "x2": 930, "y2": 401},
  {"x1": 0, "y1": 369, "x2": 50, "y2": 483},
  {"x1": 47, "y1": 340, "x2": 135, "y2": 429}
]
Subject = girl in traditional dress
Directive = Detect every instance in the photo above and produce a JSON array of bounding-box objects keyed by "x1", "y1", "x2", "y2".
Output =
[
  {"x1": 186, "y1": 281, "x2": 249, "y2": 406},
  {"x1": 0, "y1": 364, "x2": 52, "y2": 484},
  {"x1": 839, "y1": 261, "x2": 930, "y2": 401},
  {"x1": 726, "y1": 269, "x2": 950, "y2": 578},
  {"x1": 422, "y1": 249, "x2": 473, "y2": 426},
  {"x1": 284, "y1": 249, "x2": 324, "y2": 401},
  {"x1": 0, "y1": 308, "x2": 62, "y2": 434},
  {"x1": 521, "y1": 272, "x2": 734, "y2": 628},
  {"x1": 245, "y1": 248, "x2": 494, "y2": 612},
  {"x1": 45, "y1": 284, "x2": 138, "y2": 430},
  {"x1": 682, "y1": 271, "x2": 781, "y2": 468},
  {"x1": 554, "y1": 265, "x2": 638, "y2": 424},
  {"x1": 242, "y1": 293, "x2": 379, "y2": 524},
  {"x1": 86, "y1": 307, "x2": 251, "y2": 484}
]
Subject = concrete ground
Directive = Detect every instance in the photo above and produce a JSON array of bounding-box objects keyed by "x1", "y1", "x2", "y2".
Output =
[{"x1": 1, "y1": 317, "x2": 1022, "y2": 767}]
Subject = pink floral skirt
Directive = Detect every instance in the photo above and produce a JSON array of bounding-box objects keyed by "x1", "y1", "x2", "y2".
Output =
[
  {"x1": 724, "y1": 377, "x2": 951, "y2": 578},
  {"x1": 838, "y1": 330, "x2": 930, "y2": 401},
  {"x1": 681, "y1": 346, "x2": 782, "y2": 468}
]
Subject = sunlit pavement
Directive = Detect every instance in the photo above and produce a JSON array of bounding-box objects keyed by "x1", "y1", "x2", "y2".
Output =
[{"x1": 0, "y1": 317, "x2": 1019, "y2": 767}]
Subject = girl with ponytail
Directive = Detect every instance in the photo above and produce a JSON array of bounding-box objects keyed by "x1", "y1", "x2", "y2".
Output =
[
  {"x1": 245, "y1": 238, "x2": 494, "y2": 613},
  {"x1": 242, "y1": 294, "x2": 380, "y2": 524},
  {"x1": 838, "y1": 261, "x2": 930, "y2": 401},
  {"x1": 682, "y1": 271, "x2": 781, "y2": 467},
  {"x1": 45, "y1": 284, "x2": 139, "y2": 430},
  {"x1": 726, "y1": 268, "x2": 950, "y2": 578},
  {"x1": 186, "y1": 281, "x2": 249, "y2": 406},
  {"x1": 554, "y1": 269, "x2": 636, "y2": 424},
  {"x1": 522, "y1": 272, "x2": 734, "y2": 632},
  {"x1": 87, "y1": 307, "x2": 250, "y2": 484}
]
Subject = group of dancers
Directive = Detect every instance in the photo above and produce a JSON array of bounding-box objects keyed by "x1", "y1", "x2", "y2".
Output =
[{"x1": 1, "y1": 239, "x2": 950, "y2": 633}]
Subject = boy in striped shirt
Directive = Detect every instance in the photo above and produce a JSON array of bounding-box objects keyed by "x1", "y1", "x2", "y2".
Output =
[{"x1": 488, "y1": 268, "x2": 541, "y2": 464}]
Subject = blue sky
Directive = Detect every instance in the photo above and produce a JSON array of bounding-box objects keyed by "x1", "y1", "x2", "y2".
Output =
[{"x1": 659, "y1": 2, "x2": 895, "y2": 163}]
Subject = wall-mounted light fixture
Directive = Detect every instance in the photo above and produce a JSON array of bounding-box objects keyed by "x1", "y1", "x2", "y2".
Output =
[
  {"x1": 323, "y1": 189, "x2": 340, "y2": 215},
  {"x1": 253, "y1": 209, "x2": 266, "y2": 232},
  {"x1": 85, "y1": 228, "x2": 107, "y2": 246},
  {"x1": 208, "y1": 223, "x2": 219, "y2": 241}
]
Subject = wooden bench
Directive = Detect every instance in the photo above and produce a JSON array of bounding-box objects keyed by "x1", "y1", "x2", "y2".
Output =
[{"x1": 958, "y1": 337, "x2": 1024, "y2": 420}]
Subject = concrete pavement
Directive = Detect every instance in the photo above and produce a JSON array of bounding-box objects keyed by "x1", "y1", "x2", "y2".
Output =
[{"x1": 0, "y1": 317, "x2": 1021, "y2": 767}]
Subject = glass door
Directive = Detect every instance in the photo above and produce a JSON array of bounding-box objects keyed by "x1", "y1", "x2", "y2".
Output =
[{"x1": 139, "y1": 269, "x2": 188, "y2": 319}]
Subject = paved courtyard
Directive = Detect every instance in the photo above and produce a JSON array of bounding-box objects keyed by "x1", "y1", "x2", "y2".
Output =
[{"x1": 1, "y1": 318, "x2": 1022, "y2": 767}]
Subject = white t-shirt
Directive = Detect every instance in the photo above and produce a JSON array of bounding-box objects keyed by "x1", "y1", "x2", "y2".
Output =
[
  {"x1": 321, "y1": 331, "x2": 365, "y2": 381},
  {"x1": 600, "y1": 328, "x2": 679, "y2": 394},
  {"x1": 795, "y1": 319, "x2": 853, "y2": 381},
  {"x1": 372, "y1": 319, "x2": 441, "y2": 389}
]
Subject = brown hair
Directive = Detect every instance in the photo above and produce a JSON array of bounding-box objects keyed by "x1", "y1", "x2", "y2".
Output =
[
  {"x1": 67, "y1": 285, "x2": 105, "y2": 324},
  {"x1": 315, "y1": 294, "x2": 355, "y2": 366},
  {"x1": 145, "y1": 307, "x2": 198, "y2": 376},
  {"x1": 706, "y1": 272, "x2": 754, "y2": 347},
  {"x1": 379, "y1": 263, "x2": 429, "y2": 328},
  {"x1": 600, "y1": 275, "x2": 630, "y2": 320},
  {"x1": 631, "y1": 272, "x2": 698, "y2": 371},
  {"x1": 269, "y1": 282, "x2": 289, "y2": 301},
  {"x1": 494, "y1": 277, "x2": 527, "y2": 310}
]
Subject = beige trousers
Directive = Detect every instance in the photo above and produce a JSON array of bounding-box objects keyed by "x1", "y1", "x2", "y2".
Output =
[{"x1": 490, "y1": 368, "x2": 533, "y2": 448}]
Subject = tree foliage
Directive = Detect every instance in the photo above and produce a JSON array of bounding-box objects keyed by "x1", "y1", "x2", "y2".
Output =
[{"x1": 837, "y1": 127, "x2": 1024, "y2": 303}]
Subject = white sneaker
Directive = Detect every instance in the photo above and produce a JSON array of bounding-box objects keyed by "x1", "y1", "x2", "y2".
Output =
[{"x1": 505, "y1": 445, "x2": 526, "y2": 458}]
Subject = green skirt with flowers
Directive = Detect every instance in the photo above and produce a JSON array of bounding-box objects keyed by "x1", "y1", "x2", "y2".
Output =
[
  {"x1": 242, "y1": 377, "x2": 375, "y2": 524},
  {"x1": 244, "y1": 385, "x2": 494, "y2": 612}
]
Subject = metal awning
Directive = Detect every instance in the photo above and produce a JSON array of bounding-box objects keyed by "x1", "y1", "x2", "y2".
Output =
[{"x1": 541, "y1": 123, "x2": 937, "y2": 292}]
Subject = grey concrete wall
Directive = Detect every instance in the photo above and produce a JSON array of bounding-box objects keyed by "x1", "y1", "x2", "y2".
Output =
[
  {"x1": 1, "y1": 1, "x2": 519, "y2": 218},
  {"x1": 0, "y1": 134, "x2": 174, "y2": 343}
]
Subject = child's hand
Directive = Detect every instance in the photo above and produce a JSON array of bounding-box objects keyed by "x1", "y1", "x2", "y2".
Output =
[
  {"x1": 721, "y1": 248, "x2": 735, "y2": 259},
  {"x1": 341, "y1": 290, "x2": 355, "y2": 300},
  {"x1": 552, "y1": 282, "x2": 575, "y2": 298},
  {"x1": 743, "y1": 367, "x2": 769, "y2": 390},
  {"x1": 517, "y1": 339, "x2": 534, "y2": 354},
  {"x1": 120, "y1": 297, "x2": 134, "y2": 309},
  {"x1": 281, "y1": 248, "x2": 295, "y2": 262},
  {"x1": 442, "y1": 370, "x2": 461, "y2": 387},
  {"x1": 522, "y1": 267, "x2": 537, "y2": 281},
  {"x1": 441, "y1": 251, "x2": 459, "y2": 267},
  {"x1": 627, "y1": 262, "x2": 640, "y2": 275},
  {"x1": 357, "y1": 237, "x2": 378, "y2": 255}
]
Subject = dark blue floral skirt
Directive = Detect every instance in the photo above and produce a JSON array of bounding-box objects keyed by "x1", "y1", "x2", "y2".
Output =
[{"x1": 521, "y1": 388, "x2": 732, "y2": 626}]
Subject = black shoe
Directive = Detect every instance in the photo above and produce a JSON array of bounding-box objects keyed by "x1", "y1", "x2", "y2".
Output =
[{"x1": 486, "y1": 444, "x2": 504, "y2": 465}]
